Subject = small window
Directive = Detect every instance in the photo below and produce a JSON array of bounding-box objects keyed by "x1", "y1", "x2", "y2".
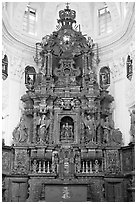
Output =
[
  {"x1": 2, "y1": 54, "x2": 8, "y2": 80},
  {"x1": 126, "y1": 55, "x2": 133, "y2": 80},
  {"x1": 98, "y1": 5, "x2": 112, "y2": 35},
  {"x1": 23, "y1": 4, "x2": 37, "y2": 35}
]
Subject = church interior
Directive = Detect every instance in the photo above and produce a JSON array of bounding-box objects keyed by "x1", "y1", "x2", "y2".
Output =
[{"x1": 2, "y1": 2, "x2": 135, "y2": 202}]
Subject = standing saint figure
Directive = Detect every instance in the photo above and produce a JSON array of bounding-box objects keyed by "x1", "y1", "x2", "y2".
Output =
[
  {"x1": 101, "y1": 116, "x2": 113, "y2": 144},
  {"x1": 83, "y1": 114, "x2": 96, "y2": 142},
  {"x1": 39, "y1": 114, "x2": 51, "y2": 143},
  {"x1": 18, "y1": 116, "x2": 28, "y2": 143}
]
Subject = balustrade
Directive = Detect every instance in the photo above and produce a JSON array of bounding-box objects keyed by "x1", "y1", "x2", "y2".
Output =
[
  {"x1": 31, "y1": 160, "x2": 57, "y2": 174},
  {"x1": 31, "y1": 158, "x2": 102, "y2": 175},
  {"x1": 75, "y1": 160, "x2": 102, "y2": 174}
]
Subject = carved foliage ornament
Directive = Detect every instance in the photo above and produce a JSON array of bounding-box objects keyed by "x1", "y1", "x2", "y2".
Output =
[
  {"x1": 54, "y1": 59, "x2": 81, "y2": 86},
  {"x1": 55, "y1": 97, "x2": 80, "y2": 110},
  {"x1": 41, "y1": 15, "x2": 92, "y2": 57},
  {"x1": 106, "y1": 150, "x2": 121, "y2": 174},
  {"x1": 111, "y1": 56, "x2": 125, "y2": 80},
  {"x1": 12, "y1": 150, "x2": 29, "y2": 174},
  {"x1": 2, "y1": 151, "x2": 11, "y2": 172}
]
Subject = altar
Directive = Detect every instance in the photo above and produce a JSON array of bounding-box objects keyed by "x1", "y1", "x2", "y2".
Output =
[
  {"x1": 44, "y1": 184, "x2": 87, "y2": 202},
  {"x1": 3, "y1": 3, "x2": 124, "y2": 202}
]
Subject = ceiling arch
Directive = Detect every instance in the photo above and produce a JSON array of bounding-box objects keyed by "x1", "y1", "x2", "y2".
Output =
[
  {"x1": 5, "y1": 2, "x2": 122, "y2": 37},
  {"x1": 3, "y1": 2, "x2": 134, "y2": 48}
]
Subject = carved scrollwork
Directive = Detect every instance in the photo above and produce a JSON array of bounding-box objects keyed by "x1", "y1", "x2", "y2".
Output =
[
  {"x1": 54, "y1": 97, "x2": 80, "y2": 110},
  {"x1": 54, "y1": 59, "x2": 81, "y2": 87},
  {"x1": 111, "y1": 56, "x2": 125, "y2": 81},
  {"x1": 106, "y1": 150, "x2": 121, "y2": 174},
  {"x1": 12, "y1": 150, "x2": 29, "y2": 174},
  {"x1": 2, "y1": 151, "x2": 11, "y2": 172}
]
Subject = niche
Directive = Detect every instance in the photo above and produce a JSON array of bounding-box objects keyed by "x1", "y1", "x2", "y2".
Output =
[
  {"x1": 25, "y1": 66, "x2": 36, "y2": 90},
  {"x1": 99, "y1": 66, "x2": 110, "y2": 89},
  {"x1": 60, "y1": 116, "x2": 74, "y2": 141}
]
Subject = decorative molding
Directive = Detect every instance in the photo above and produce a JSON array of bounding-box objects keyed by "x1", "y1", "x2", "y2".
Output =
[
  {"x1": 110, "y1": 56, "x2": 125, "y2": 81},
  {"x1": 9, "y1": 57, "x2": 25, "y2": 80},
  {"x1": 12, "y1": 149, "x2": 29, "y2": 174},
  {"x1": 2, "y1": 3, "x2": 135, "y2": 63},
  {"x1": 2, "y1": 151, "x2": 11, "y2": 173}
]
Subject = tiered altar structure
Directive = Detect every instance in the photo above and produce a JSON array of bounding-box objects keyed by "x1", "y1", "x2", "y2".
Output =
[{"x1": 3, "y1": 4, "x2": 133, "y2": 202}]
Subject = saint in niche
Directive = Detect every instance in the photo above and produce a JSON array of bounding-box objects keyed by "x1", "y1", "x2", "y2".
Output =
[
  {"x1": 99, "y1": 66, "x2": 110, "y2": 89},
  {"x1": 60, "y1": 122, "x2": 74, "y2": 140},
  {"x1": 39, "y1": 114, "x2": 51, "y2": 142},
  {"x1": 82, "y1": 114, "x2": 96, "y2": 142}
]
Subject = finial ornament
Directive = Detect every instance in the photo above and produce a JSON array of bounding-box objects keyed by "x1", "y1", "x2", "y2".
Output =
[
  {"x1": 66, "y1": 2, "x2": 70, "y2": 9},
  {"x1": 58, "y1": 2, "x2": 76, "y2": 29}
]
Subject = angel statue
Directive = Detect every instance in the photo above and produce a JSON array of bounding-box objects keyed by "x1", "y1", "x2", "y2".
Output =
[
  {"x1": 82, "y1": 114, "x2": 96, "y2": 143},
  {"x1": 39, "y1": 114, "x2": 51, "y2": 143}
]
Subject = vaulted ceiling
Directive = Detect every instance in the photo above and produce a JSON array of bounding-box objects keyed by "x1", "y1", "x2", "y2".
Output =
[{"x1": 4, "y1": 2, "x2": 130, "y2": 41}]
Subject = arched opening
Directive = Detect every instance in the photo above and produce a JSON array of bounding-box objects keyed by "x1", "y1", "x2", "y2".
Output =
[
  {"x1": 60, "y1": 116, "x2": 74, "y2": 141},
  {"x1": 99, "y1": 66, "x2": 110, "y2": 89},
  {"x1": 25, "y1": 66, "x2": 36, "y2": 90}
]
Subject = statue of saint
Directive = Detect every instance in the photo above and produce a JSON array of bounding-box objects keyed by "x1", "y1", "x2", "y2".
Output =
[
  {"x1": 60, "y1": 123, "x2": 73, "y2": 140},
  {"x1": 39, "y1": 114, "x2": 51, "y2": 142},
  {"x1": 13, "y1": 116, "x2": 28, "y2": 143},
  {"x1": 27, "y1": 75, "x2": 34, "y2": 90},
  {"x1": 13, "y1": 115, "x2": 30, "y2": 144},
  {"x1": 19, "y1": 123, "x2": 28, "y2": 143},
  {"x1": 83, "y1": 114, "x2": 96, "y2": 142},
  {"x1": 12, "y1": 125, "x2": 20, "y2": 143},
  {"x1": 101, "y1": 116, "x2": 114, "y2": 144}
]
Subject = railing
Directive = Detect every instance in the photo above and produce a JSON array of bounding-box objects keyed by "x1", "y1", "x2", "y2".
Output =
[
  {"x1": 75, "y1": 160, "x2": 102, "y2": 174},
  {"x1": 31, "y1": 160, "x2": 58, "y2": 174}
]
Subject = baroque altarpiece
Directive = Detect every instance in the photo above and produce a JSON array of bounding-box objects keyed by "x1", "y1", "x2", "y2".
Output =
[{"x1": 2, "y1": 4, "x2": 134, "y2": 202}]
